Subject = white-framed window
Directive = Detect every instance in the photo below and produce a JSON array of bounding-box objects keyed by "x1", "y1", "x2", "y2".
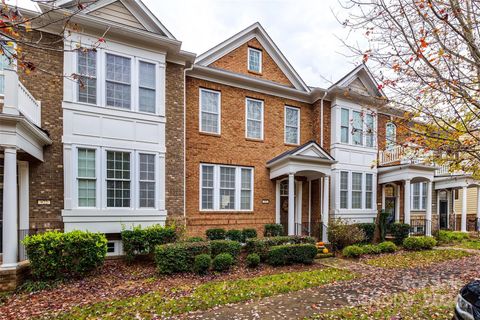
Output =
[
  {"x1": 386, "y1": 122, "x2": 396, "y2": 150},
  {"x1": 285, "y1": 106, "x2": 300, "y2": 145},
  {"x1": 200, "y1": 164, "x2": 254, "y2": 211},
  {"x1": 106, "y1": 53, "x2": 131, "y2": 109},
  {"x1": 199, "y1": 88, "x2": 221, "y2": 134},
  {"x1": 365, "y1": 173, "x2": 373, "y2": 209},
  {"x1": 352, "y1": 111, "x2": 363, "y2": 146},
  {"x1": 365, "y1": 114, "x2": 375, "y2": 147},
  {"x1": 340, "y1": 108, "x2": 349, "y2": 143},
  {"x1": 138, "y1": 61, "x2": 156, "y2": 113},
  {"x1": 106, "y1": 151, "x2": 131, "y2": 208},
  {"x1": 77, "y1": 50, "x2": 97, "y2": 104},
  {"x1": 248, "y1": 47, "x2": 262, "y2": 73},
  {"x1": 412, "y1": 182, "x2": 427, "y2": 210},
  {"x1": 351, "y1": 172, "x2": 363, "y2": 209},
  {"x1": 138, "y1": 153, "x2": 155, "y2": 208},
  {"x1": 77, "y1": 148, "x2": 96, "y2": 207},
  {"x1": 340, "y1": 171, "x2": 349, "y2": 209},
  {"x1": 245, "y1": 98, "x2": 264, "y2": 140}
]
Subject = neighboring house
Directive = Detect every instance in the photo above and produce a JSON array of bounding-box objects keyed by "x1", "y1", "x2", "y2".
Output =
[{"x1": 0, "y1": 0, "x2": 194, "y2": 290}]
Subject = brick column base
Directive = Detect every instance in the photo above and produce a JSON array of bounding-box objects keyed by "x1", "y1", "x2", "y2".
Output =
[{"x1": 0, "y1": 261, "x2": 30, "y2": 292}]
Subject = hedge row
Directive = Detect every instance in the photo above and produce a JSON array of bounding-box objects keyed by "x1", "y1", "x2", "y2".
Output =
[
  {"x1": 342, "y1": 241, "x2": 398, "y2": 258},
  {"x1": 403, "y1": 236, "x2": 437, "y2": 251},
  {"x1": 266, "y1": 244, "x2": 317, "y2": 266},
  {"x1": 23, "y1": 230, "x2": 107, "y2": 280},
  {"x1": 121, "y1": 225, "x2": 177, "y2": 261},
  {"x1": 245, "y1": 236, "x2": 316, "y2": 260},
  {"x1": 206, "y1": 228, "x2": 258, "y2": 242}
]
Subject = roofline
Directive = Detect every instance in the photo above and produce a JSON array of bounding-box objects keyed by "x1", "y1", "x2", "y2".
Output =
[
  {"x1": 378, "y1": 163, "x2": 439, "y2": 173},
  {"x1": 0, "y1": 114, "x2": 52, "y2": 146}
]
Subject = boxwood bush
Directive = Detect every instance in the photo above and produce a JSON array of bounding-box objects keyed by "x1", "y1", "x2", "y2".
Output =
[
  {"x1": 342, "y1": 245, "x2": 364, "y2": 258},
  {"x1": 403, "y1": 236, "x2": 437, "y2": 251},
  {"x1": 121, "y1": 224, "x2": 177, "y2": 261},
  {"x1": 389, "y1": 223, "x2": 411, "y2": 245},
  {"x1": 246, "y1": 236, "x2": 316, "y2": 260},
  {"x1": 206, "y1": 228, "x2": 226, "y2": 240},
  {"x1": 210, "y1": 240, "x2": 242, "y2": 259},
  {"x1": 264, "y1": 224, "x2": 284, "y2": 237},
  {"x1": 242, "y1": 228, "x2": 258, "y2": 241},
  {"x1": 225, "y1": 229, "x2": 244, "y2": 242},
  {"x1": 155, "y1": 241, "x2": 210, "y2": 274},
  {"x1": 212, "y1": 253, "x2": 234, "y2": 271},
  {"x1": 361, "y1": 244, "x2": 381, "y2": 255},
  {"x1": 437, "y1": 230, "x2": 470, "y2": 244},
  {"x1": 246, "y1": 253, "x2": 260, "y2": 268},
  {"x1": 193, "y1": 254, "x2": 211, "y2": 275},
  {"x1": 23, "y1": 230, "x2": 107, "y2": 280},
  {"x1": 356, "y1": 223, "x2": 376, "y2": 243},
  {"x1": 266, "y1": 244, "x2": 317, "y2": 266},
  {"x1": 377, "y1": 241, "x2": 398, "y2": 253}
]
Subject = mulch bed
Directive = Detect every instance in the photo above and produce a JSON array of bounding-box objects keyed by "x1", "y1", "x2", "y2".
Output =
[{"x1": 0, "y1": 257, "x2": 326, "y2": 320}]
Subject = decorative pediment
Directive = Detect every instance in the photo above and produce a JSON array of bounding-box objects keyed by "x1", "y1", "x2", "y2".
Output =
[
  {"x1": 330, "y1": 64, "x2": 385, "y2": 98},
  {"x1": 292, "y1": 142, "x2": 333, "y2": 160}
]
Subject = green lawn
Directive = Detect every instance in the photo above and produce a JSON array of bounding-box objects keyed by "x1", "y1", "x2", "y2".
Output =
[
  {"x1": 364, "y1": 249, "x2": 472, "y2": 269},
  {"x1": 310, "y1": 286, "x2": 457, "y2": 320},
  {"x1": 457, "y1": 240, "x2": 480, "y2": 250},
  {"x1": 50, "y1": 268, "x2": 356, "y2": 320}
]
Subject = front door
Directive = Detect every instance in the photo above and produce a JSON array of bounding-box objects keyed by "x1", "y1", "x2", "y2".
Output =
[
  {"x1": 385, "y1": 197, "x2": 396, "y2": 225},
  {"x1": 439, "y1": 200, "x2": 448, "y2": 229},
  {"x1": 279, "y1": 180, "x2": 296, "y2": 235}
]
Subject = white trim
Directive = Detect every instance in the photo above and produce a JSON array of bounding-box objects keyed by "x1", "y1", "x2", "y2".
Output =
[
  {"x1": 245, "y1": 97, "x2": 264, "y2": 140},
  {"x1": 284, "y1": 105, "x2": 300, "y2": 145},
  {"x1": 199, "y1": 88, "x2": 221, "y2": 135},
  {"x1": 247, "y1": 47, "x2": 262, "y2": 73}
]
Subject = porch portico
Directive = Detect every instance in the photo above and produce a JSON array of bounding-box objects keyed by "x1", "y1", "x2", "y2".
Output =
[{"x1": 267, "y1": 141, "x2": 335, "y2": 242}]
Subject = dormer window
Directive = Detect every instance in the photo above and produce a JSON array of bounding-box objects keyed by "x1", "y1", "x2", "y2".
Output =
[{"x1": 248, "y1": 47, "x2": 262, "y2": 73}]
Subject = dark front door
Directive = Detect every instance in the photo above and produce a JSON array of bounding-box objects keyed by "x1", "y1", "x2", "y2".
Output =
[
  {"x1": 385, "y1": 197, "x2": 396, "y2": 225},
  {"x1": 280, "y1": 196, "x2": 288, "y2": 234},
  {"x1": 439, "y1": 200, "x2": 448, "y2": 229}
]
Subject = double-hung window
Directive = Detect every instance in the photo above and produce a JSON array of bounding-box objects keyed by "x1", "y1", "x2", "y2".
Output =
[
  {"x1": 200, "y1": 164, "x2": 253, "y2": 211},
  {"x1": 285, "y1": 106, "x2": 300, "y2": 145},
  {"x1": 106, "y1": 151, "x2": 131, "y2": 207},
  {"x1": 340, "y1": 171, "x2": 349, "y2": 209},
  {"x1": 246, "y1": 98, "x2": 263, "y2": 139},
  {"x1": 139, "y1": 154, "x2": 155, "y2": 208},
  {"x1": 77, "y1": 148, "x2": 96, "y2": 207},
  {"x1": 386, "y1": 122, "x2": 396, "y2": 150},
  {"x1": 352, "y1": 111, "x2": 363, "y2": 145},
  {"x1": 200, "y1": 89, "x2": 220, "y2": 134},
  {"x1": 138, "y1": 61, "x2": 156, "y2": 113},
  {"x1": 340, "y1": 108, "x2": 349, "y2": 143},
  {"x1": 77, "y1": 50, "x2": 97, "y2": 104},
  {"x1": 412, "y1": 182, "x2": 427, "y2": 210},
  {"x1": 365, "y1": 114, "x2": 374, "y2": 147},
  {"x1": 351, "y1": 172, "x2": 363, "y2": 209},
  {"x1": 106, "y1": 53, "x2": 131, "y2": 109},
  {"x1": 248, "y1": 48, "x2": 262, "y2": 73},
  {"x1": 365, "y1": 174, "x2": 373, "y2": 209}
]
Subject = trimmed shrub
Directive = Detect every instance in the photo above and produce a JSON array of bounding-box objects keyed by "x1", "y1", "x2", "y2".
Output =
[
  {"x1": 193, "y1": 254, "x2": 211, "y2": 275},
  {"x1": 266, "y1": 244, "x2": 317, "y2": 266},
  {"x1": 212, "y1": 253, "x2": 234, "y2": 271},
  {"x1": 437, "y1": 230, "x2": 470, "y2": 244},
  {"x1": 378, "y1": 241, "x2": 398, "y2": 253},
  {"x1": 356, "y1": 223, "x2": 376, "y2": 243},
  {"x1": 389, "y1": 223, "x2": 410, "y2": 245},
  {"x1": 185, "y1": 237, "x2": 204, "y2": 242},
  {"x1": 121, "y1": 224, "x2": 177, "y2": 261},
  {"x1": 225, "y1": 229, "x2": 244, "y2": 243},
  {"x1": 242, "y1": 228, "x2": 258, "y2": 241},
  {"x1": 206, "y1": 228, "x2": 226, "y2": 240},
  {"x1": 155, "y1": 241, "x2": 210, "y2": 274},
  {"x1": 246, "y1": 236, "x2": 316, "y2": 260},
  {"x1": 403, "y1": 236, "x2": 437, "y2": 251},
  {"x1": 327, "y1": 219, "x2": 366, "y2": 251},
  {"x1": 23, "y1": 230, "x2": 107, "y2": 280},
  {"x1": 361, "y1": 244, "x2": 381, "y2": 255},
  {"x1": 210, "y1": 240, "x2": 242, "y2": 259},
  {"x1": 342, "y1": 245, "x2": 364, "y2": 258},
  {"x1": 246, "y1": 253, "x2": 260, "y2": 268},
  {"x1": 264, "y1": 224, "x2": 284, "y2": 237}
]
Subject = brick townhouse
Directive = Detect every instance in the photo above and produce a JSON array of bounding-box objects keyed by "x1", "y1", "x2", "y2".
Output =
[{"x1": 1, "y1": 0, "x2": 479, "y2": 291}]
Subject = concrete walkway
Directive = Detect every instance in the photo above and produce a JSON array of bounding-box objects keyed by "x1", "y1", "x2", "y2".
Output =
[{"x1": 177, "y1": 251, "x2": 480, "y2": 320}]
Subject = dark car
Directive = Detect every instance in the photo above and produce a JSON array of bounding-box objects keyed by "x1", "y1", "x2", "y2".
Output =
[{"x1": 455, "y1": 280, "x2": 480, "y2": 320}]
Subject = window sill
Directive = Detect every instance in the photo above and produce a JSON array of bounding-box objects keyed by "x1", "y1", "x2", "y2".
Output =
[
  {"x1": 248, "y1": 70, "x2": 263, "y2": 76},
  {"x1": 199, "y1": 131, "x2": 221, "y2": 138},
  {"x1": 284, "y1": 143, "x2": 300, "y2": 147},
  {"x1": 199, "y1": 210, "x2": 254, "y2": 215},
  {"x1": 246, "y1": 137, "x2": 264, "y2": 143}
]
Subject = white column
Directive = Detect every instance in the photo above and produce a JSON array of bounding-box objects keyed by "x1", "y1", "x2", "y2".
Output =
[
  {"x1": 461, "y1": 186, "x2": 468, "y2": 232},
  {"x1": 477, "y1": 187, "x2": 480, "y2": 231},
  {"x1": 395, "y1": 185, "x2": 401, "y2": 222},
  {"x1": 426, "y1": 181, "x2": 432, "y2": 236},
  {"x1": 381, "y1": 185, "x2": 385, "y2": 210},
  {"x1": 275, "y1": 180, "x2": 281, "y2": 224},
  {"x1": 2, "y1": 148, "x2": 18, "y2": 268},
  {"x1": 404, "y1": 179, "x2": 411, "y2": 225},
  {"x1": 18, "y1": 161, "x2": 29, "y2": 231},
  {"x1": 308, "y1": 180, "x2": 312, "y2": 236},
  {"x1": 288, "y1": 173, "x2": 295, "y2": 236},
  {"x1": 322, "y1": 176, "x2": 330, "y2": 243}
]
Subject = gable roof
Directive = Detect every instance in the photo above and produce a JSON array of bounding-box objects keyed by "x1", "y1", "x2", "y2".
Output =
[
  {"x1": 196, "y1": 22, "x2": 310, "y2": 92},
  {"x1": 328, "y1": 64, "x2": 386, "y2": 98},
  {"x1": 53, "y1": 0, "x2": 175, "y2": 39},
  {"x1": 267, "y1": 140, "x2": 334, "y2": 165}
]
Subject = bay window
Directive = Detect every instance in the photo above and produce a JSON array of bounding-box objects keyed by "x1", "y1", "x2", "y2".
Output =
[
  {"x1": 106, "y1": 53, "x2": 131, "y2": 109},
  {"x1": 200, "y1": 89, "x2": 221, "y2": 134},
  {"x1": 339, "y1": 171, "x2": 375, "y2": 210},
  {"x1": 246, "y1": 98, "x2": 263, "y2": 139},
  {"x1": 77, "y1": 50, "x2": 97, "y2": 104},
  {"x1": 285, "y1": 106, "x2": 300, "y2": 145},
  {"x1": 200, "y1": 164, "x2": 254, "y2": 211},
  {"x1": 339, "y1": 108, "x2": 376, "y2": 148}
]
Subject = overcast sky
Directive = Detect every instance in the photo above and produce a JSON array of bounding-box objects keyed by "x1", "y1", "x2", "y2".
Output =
[{"x1": 11, "y1": 0, "x2": 364, "y2": 88}]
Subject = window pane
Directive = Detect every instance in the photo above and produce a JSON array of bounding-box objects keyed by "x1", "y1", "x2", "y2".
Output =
[
  {"x1": 220, "y1": 167, "x2": 235, "y2": 209},
  {"x1": 106, "y1": 151, "x2": 130, "y2": 208},
  {"x1": 248, "y1": 48, "x2": 261, "y2": 72},
  {"x1": 201, "y1": 90, "x2": 219, "y2": 113},
  {"x1": 246, "y1": 99, "x2": 263, "y2": 139},
  {"x1": 365, "y1": 114, "x2": 374, "y2": 147},
  {"x1": 201, "y1": 165, "x2": 214, "y2": 210},
  {"x1": 139, "y1": 181, "x2": 155, "y2": 208},
  {"x1": 106, "y1": 54, "x2": 131, "y2": 108},
  {"x1": 365, "y1": 174, "x2": 373, "y2": 209},
  {"x1": 139, "y1": 154, "x2": 155, "y2": 208},
  {"x1": 341, "y1": 108, "x2": 349, "y2": 126},
  {"x1": 421, "y1": 182, "x2": 427, "y2": 210},
  {"x1": 340, "y1": 172, "x2": 348, "y2": 190},
  {"x1": 352, "y1": 173, "x2": 362, "y2": 190},
  {"x1": 340, "y1": 171, "x2": 349, "y2": 209},
  {"x1": 139, "y1": 88, "x2": 155, "y2": 113},
  {"x1": 386, "y1": 123, "x2": 396, "y2": 149},
  {"x1": 352, "y1": 111, "x2": 363, "y2": 145},
  {"x1": 352, "y1": 172, "x2": 362, "y2": 209},
  {"x1": 200, "y1": 90, "x2": 220, "y2": 133},
  {"x1": 78, "y1": 179, "x2": 96, "y2": 207},
  {"x1": 78, "y1": 149, "x2": 95, "y2": 178},
  {"x1": 78, "y1": 51, "x2": 97, "y2": 104},
  {"x1": 241, "y1": 168, "x2": 252, "y2": 210},
  {"x1": 139, "y1": 61, "x2": 155, "y2": 88},
  {"x1": 285, "y1": 108, "x2": 298, "y2": 126},
  {"x1": 285, "y1": 107, "x2": 299, "y2": 144}
]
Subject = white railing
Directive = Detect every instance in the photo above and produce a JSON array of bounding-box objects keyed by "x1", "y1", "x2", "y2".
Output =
[
  {"x1": 3, "y1": 68, "x2": 41, "y2": 127},
  {"x1": 379, "y1": 145, "x2": 404, "y2": 165},
  {"x1": 379, "y1": 145, "x2": 434, "y2": 166},
  {"x1": 434, "y1": 164, "x2": 466, "y2": 176}
]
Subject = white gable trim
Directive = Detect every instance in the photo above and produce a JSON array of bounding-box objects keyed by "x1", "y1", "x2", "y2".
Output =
[
  {"x1": 292, "y1": 142, "x2": 334, "y2": 161},
  {"x1": 196, "y1": 22, "x2": 309, "y2": 92},
  {"x1": 330, "y1": 64, "x2": 386, "y2": 99}
]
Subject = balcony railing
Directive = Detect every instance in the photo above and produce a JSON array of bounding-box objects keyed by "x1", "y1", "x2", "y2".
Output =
[
  {"x1": 3, "y1": 68, "x2": 41, "y2": 127},
  {"x1": 379, "y1": 145, "x2": 433, "y2": 166}
]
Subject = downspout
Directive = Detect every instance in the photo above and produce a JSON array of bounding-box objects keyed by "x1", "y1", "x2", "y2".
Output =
[
  {"x1": 320, "y1": 91, "x2": 328, "y2": 148},
  {"x1": 183, "y1": 63, "x2": 194, "y2": 229}
]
